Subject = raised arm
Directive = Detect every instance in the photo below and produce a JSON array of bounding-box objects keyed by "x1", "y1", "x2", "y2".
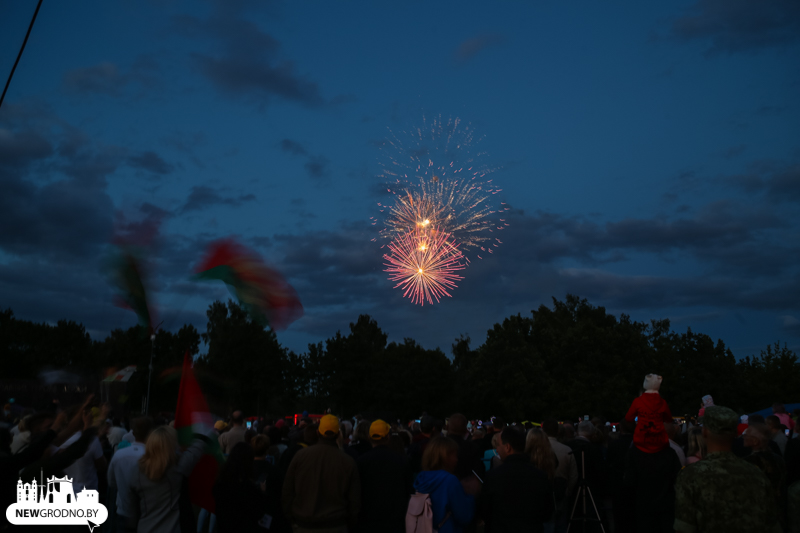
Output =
[{"x1": 176, "y1": 431, "x2": 216, "y2": 478}]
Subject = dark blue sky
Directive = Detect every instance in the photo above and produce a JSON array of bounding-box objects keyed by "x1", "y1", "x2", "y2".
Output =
[{"x1": 1, "y1": 0, "x2": 798, "y2": 357}]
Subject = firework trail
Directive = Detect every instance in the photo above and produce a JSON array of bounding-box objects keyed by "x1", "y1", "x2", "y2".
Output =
[
  {"x1": 371, "y1": 115, "x2": 510, "y2": 260},
  {"x1": 383, "y1": 227, "x2": 466, "y2": 306}
]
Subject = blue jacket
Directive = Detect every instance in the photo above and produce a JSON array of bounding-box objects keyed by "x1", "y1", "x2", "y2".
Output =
[{"x1": 413, "y1": 470, "x2": 475, "y2": 533}]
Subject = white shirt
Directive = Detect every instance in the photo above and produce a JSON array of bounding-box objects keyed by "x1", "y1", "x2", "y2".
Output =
[
  {"x1": 11, "y1": 431, "x2": 30, "y2": 454},
  {"x1": 60, "y1": 432, "x2": 104, "y2": 492},
  {"x1": 107, "y1": 442, "x2": 146, "y2": 517},
  {"x1": 669, "y1": 439, "x2": 686, "y2": 467}
]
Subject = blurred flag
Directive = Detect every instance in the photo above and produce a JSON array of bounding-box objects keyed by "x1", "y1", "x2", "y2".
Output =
[
  {"x1": 105, "y1": 209, "x2": 162, "y2": 332},
  {"x1": 107, "y1": 248, "x2": 154, "y2": 332},
  {"x1": 102, "y1": 365, "x2": 137, "y2": 382},
  {"x1": 193, "y1": 238, "x2": 303, "y2": 330},
  {"x1": 174, "y1": 351, "x2": 223, "y2": 512}
]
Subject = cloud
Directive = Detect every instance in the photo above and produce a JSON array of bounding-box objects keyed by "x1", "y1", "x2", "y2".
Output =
[
  {"x1": 181, "y1": 185, "x2": 256, "y2": 213},
  {"x1": 781, "y1": 315, "x2": 800, "y2": 337},
  {"x1": 262, "y1": 217, "x2": 797, "y2": 354},
  {"x1": 250, "y1": 179, "x2": 800, "y2": 347},
  {"x1": 174, "y1": 5, "x2": 324, "y2": 107},
  {"x1": 0, "y1": 117, "x2": 120, "y2": 259},
  {"x1": 127, "y1": 151, "x2": 174, "y2": 175},
  {"x1": 113, "y1": 204, "x2": 170, "y2": 248},
  {"x1": 280, "y1": 139, "x2": 330, "y2": 180},
  {"x1": 497, "y1": 201, "x2": 789, "y2": 273},
  {"x1": 725, "y1": 163, "x2": 800, "y2": 202},
  {"x1": 0, "y1": 171, "x2": 114, "y2": 258},
  {"x1": 672, "y1": 0, "x2": 800, "y2": 54},
  {"x1": 455, "y1": 33, "x2": 505, "y2": 62},
  {"x1": 62, "y1": 56, "x2": 160, "y2": 97},
  {"x1": 139, "y1": 202, "x2": 172, "y2": 219},
  {"x1": 0, "y1": 128, "x2": 53, "y2": 168},
  {"x1": 0, "y1": 106, "x2": 239, "y2": 341},
  {"x1": 280, "y1": 139, "x2": 307, "y2": 156},
  {"x1": 304, "y1": 155, "x2": 330, "y2": 179}
]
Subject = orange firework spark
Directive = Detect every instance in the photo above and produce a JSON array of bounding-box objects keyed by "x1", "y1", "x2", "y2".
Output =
[
  {"x1": 383, "y1": 227, "x2": 465, "y2": 305},
  {"x1": 375, "y1": 114, "x2": 510, "y2": 259}
]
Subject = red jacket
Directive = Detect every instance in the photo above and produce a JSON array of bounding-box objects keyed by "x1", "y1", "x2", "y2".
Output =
[{"x1": 625, "y1": 393, "x2": 672, "y2": 453}]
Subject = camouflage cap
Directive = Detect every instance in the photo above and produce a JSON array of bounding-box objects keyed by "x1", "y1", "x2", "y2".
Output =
[{"x1": 703, "y1": 405, "x2": 739, "y2": 435}]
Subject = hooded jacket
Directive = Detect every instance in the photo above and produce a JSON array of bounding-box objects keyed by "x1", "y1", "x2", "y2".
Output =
[
  {"x1": 625, "y1": 393, "x2": 672, "y2": 454},
  {"x1": 413, "y1": 470, "x2": 474, "y2": 533}
]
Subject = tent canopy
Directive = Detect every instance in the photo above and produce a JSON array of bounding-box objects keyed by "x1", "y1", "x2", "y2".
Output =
[{"x1": 749, "y1": 403, "x2": 800, "y2": 419}]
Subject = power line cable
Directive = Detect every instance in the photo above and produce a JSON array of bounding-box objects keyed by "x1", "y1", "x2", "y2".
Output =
[{"x1": 0, "y1": 0, "x2": 44, "y2": 111}]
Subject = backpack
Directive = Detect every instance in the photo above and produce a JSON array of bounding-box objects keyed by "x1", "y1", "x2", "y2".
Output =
[{"x1": 406, "y1": 492, "x2": 451, "y2": 533}]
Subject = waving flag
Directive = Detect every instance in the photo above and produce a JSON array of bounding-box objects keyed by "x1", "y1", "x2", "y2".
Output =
[
  {"x1": 174, "y1": 351, "x2": 223, "y2": 512},
  {"x1": 103, "y1": 365, "x2": 137, "y2": 383},
  {"x1": 193, "y1": 238, "x2": 304, "y2": 330},
  {"x1": 107, "y1": 249, "x2": 154, "y2": 332}
]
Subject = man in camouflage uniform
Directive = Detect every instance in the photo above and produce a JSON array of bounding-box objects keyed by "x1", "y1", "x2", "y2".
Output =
[{"x1": 674, "y1": 405, "x2": 780, "y2": 533}]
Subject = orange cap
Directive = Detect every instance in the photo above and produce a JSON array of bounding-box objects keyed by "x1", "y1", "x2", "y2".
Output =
[
  {"x1": 318, "y1": 414, "x2": 340, "y2": 437},
  {"x1": 370, "y1": 419, "x2": 391, "y2": 440}
]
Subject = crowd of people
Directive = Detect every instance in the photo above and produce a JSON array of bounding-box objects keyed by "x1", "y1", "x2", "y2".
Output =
[{"x1": 1, "y1": 380, "x2": 799, "y2": 533}]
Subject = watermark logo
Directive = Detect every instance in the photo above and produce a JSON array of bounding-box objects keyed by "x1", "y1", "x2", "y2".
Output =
[{"x1": 6, "y1": 475, "x2": 107, "y2": 531}]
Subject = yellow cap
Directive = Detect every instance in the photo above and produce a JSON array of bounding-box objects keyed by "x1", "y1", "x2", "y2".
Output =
[
  {"x1": 214, "y1": 420, "x2": 228, "y2": 431},
  {"x1": 318, "y1": 414, "x2": 340, "y2": 437},
  {"x1": 370, "y1": 419, "x2": 391, "y2": 440}
]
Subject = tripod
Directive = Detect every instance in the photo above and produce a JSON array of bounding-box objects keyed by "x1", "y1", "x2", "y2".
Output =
[{"x1": 567, "y1": 451, "x2": 605, "y2": 533}]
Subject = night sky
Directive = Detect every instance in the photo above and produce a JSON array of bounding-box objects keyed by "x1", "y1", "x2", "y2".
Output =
[{"x1": 1, "y1": 1, "x2": 798, "y2": 358}]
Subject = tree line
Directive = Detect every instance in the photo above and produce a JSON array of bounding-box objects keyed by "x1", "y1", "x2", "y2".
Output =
[{"x1": 1, "y1": 295, "x2": 797, "y2": 421}]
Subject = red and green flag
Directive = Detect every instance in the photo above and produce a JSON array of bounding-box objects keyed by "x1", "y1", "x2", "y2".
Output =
[
  {"x1": 174, "y1": 351, "x2": 224, "y2": 512},
  {"x1": 107, "y1": 249, "x2": 154, "y2": 332},
  {"x1": 193, "y1": 238, "x2": 304, "y2": 330}
]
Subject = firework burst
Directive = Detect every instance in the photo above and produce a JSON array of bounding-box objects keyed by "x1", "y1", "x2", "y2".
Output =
[
  {"x1": 371, "y1": 115, "x2": 509, "y2": 260},
  {"x1": 383, "y1": 227, "x2": 465, "y2": 306}
]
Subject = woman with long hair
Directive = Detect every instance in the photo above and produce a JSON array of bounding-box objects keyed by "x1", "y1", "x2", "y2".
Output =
[
  {"x1": 412, "y1": 436, "x2": 479, "y2": 533},
  {"x1": 686, "y1": 427, "x2": 706, "y2": 464},
  {"x1": 525, "y1": 428, "x2": 559, "y2": 532},
  {"x1": 127, "y1": 426, "x2": 213, "y2": 533},
  {"x1": 525, "y1": 428, "x2": 557, "y2": 480},
  {"x1": 214, "y1": 442, "x2": 269, "y2": 533}
]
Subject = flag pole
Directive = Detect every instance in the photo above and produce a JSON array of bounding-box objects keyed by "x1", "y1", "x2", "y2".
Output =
[
  {"x1": 145, "y1": 333, "x2": 154, "y2": 415},
  {"x1": 145, "y1": 321, "x2": 163, "y2": 415}
]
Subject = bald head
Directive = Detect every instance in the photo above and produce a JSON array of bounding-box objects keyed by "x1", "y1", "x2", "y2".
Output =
[
  {"x1": 744, "y1": 423, "x2": 771, "y2": 450},
  {"x1": 577, "y1": 421, "x2": 594, "y2": 438}
]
